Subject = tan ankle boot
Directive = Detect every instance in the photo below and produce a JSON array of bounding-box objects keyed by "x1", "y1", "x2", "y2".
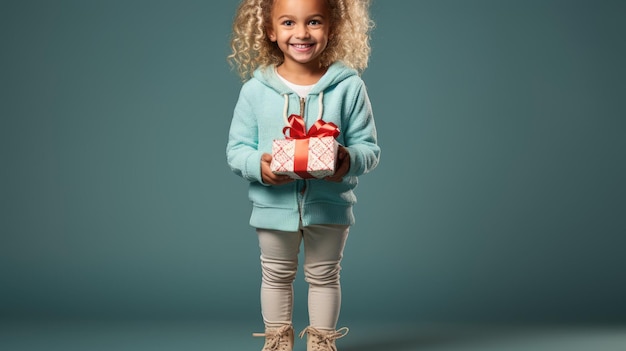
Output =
[
  {"x1": 298, "y1": 326, "x2": 349, "y2": 351},
  {"x1": 253, "y1": 325, "x2": 294, "y2": 351}
]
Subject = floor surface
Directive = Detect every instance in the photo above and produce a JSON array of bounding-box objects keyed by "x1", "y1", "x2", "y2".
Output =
[{"x1": 1, "y1": 320, "x2": 625, "y2": 350}]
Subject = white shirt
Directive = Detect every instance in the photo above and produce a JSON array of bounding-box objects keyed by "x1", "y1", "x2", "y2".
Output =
[{"x1": 276, "y1": 70, "x2": 315, "y2": 98}]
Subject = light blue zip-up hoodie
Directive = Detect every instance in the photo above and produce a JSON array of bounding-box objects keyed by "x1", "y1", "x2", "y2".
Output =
[{"x1": 226, "y1": 62, "x2": 380, "y2": 231}]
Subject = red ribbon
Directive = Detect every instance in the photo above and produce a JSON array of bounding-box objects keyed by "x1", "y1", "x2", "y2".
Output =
[
  {"x1": 282, "y1": 114, "x2": 340, "y2": 178},
  {"x1": 283, "y1": 114, "x2": 340, "y2": 139}
]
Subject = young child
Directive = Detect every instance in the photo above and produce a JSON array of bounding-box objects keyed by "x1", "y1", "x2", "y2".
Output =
[{"x1": 226, "y1": 0, "x2": 379, "y2": 350}]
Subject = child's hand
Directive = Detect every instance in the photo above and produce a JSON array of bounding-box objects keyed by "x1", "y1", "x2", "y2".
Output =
[
  {"x1": 325, "y1": 146, "x2": 350, "y2": 182},
  {"x1": 261, "y1": 153, "x2": 294, "y2": 185}
]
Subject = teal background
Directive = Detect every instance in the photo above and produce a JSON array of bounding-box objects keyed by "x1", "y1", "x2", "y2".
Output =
[{"x1": 1, "y1": 0, "x2": 624, "y2": 326}]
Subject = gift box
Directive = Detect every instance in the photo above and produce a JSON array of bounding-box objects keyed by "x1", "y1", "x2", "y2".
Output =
[
  {"x1": 271, "y1": 136, "x2": 338, "y2": 179},
  {"x1": 270, "y1": 114, "x2": 340, "y2": 179}
]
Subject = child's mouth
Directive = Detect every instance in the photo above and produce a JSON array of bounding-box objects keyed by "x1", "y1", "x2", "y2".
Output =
[{"x1": 291, "y1": 43, "x2": 314, "y2": 49}]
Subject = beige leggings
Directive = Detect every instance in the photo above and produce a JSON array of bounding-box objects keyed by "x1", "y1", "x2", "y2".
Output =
[{"x1": 257, "y1": 224, "x2": 349, "y2": 330}]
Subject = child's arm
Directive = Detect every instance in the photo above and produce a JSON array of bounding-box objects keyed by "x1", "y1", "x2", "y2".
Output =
[
  {"x1": 226, "y1": 88, "x2": 266, "y2": 184},
  {"x1": 325, "y1": 145, "x2": 350, "y2": 182},
  {"x1": 227, "y1": 85, "x2": 294, "y2": 186},
  {"x1": 341, "y1": 81, "x2": 380, "y2": 177}
]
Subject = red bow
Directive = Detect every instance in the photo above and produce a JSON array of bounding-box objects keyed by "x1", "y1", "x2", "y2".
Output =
[
  {"x1": 280, "y1": 114, "x2": 340, "y2": 179},
  {"x1": 283, "y1": 114, "x2": 340, "y2": 139}
]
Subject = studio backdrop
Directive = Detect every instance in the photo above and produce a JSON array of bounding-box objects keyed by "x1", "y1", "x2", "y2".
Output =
[{"x1": 1, "y1": 0, "x2": 624, "y2": 323}]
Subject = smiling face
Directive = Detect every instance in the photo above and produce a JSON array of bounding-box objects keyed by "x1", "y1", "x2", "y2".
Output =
[{"x1": 267, "y1": 0, "x2": 331, "y2": 77}]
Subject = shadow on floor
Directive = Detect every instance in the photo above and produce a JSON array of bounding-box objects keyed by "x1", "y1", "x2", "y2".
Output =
[{"x1": 338, "y1": 324, "x2": 513, "y2": 351}]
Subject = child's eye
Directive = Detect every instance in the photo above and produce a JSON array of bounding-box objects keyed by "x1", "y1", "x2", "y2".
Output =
[
  {"x1": 282, "y1": 20, "x2": 294, "y2": 26},
  {"x1": 308, "y1": 20, "x2": 322, "y2": 26}
]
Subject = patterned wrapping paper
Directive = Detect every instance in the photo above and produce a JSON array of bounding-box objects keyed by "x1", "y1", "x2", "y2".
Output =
[{"x1": 271, "y1": 136, "x2": 338, "y2": 179}]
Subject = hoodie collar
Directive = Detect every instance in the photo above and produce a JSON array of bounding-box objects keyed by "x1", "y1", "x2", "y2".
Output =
[{"x1": 254, "y1": 61, "x2": 358, "y2": 96}]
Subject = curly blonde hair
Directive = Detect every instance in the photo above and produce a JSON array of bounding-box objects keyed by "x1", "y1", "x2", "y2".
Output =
[{"x1": 228, "y1": 0, "x2": 374, "y2": 81}]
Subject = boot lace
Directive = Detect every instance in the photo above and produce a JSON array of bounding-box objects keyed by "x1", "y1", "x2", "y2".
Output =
[
  {"x1": 299, "y1": 326, "x2": 349, "y2": 351},
  {"x1": 253, "y1": 325, "x2": 293, "y2": 351}
]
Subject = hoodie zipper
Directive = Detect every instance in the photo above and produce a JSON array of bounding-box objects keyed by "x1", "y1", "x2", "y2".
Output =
[
  {"x1": 297, "y1": 96, "x2": 308, "y2": 221},
  {"x1": 299, "y1": 97, "x2": 306, "y2": 118}
]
